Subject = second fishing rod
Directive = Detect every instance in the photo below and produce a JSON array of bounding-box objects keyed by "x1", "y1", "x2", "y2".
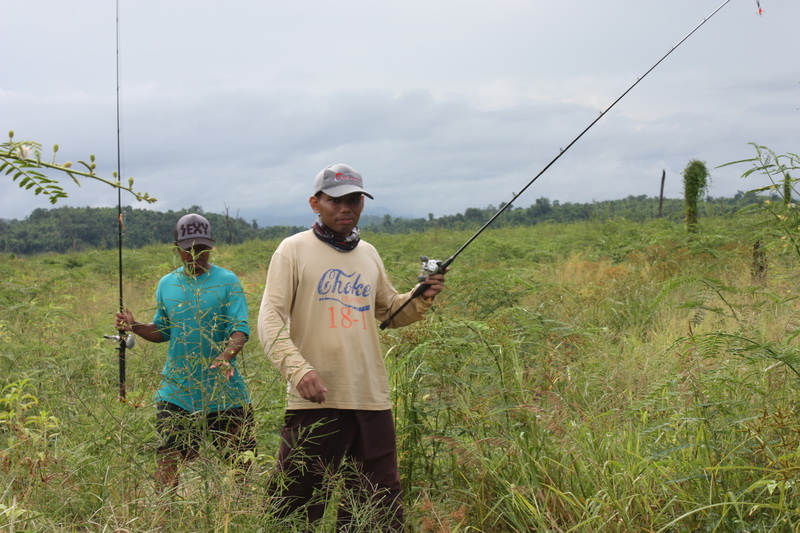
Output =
[{"x1": 380, "y1": 0, "x2": 732, "y2": 330}]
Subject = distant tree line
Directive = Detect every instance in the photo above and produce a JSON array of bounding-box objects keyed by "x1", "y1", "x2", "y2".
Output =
[
  {"x1": 0, "y1": 205, "x2": 304, "y2": 255},
  {"x1": 0, "y1": 192, "x2": 768, "y2": 255},
  {"x1": 365, "y1": 191, "x2": 767, "y2": 234}
]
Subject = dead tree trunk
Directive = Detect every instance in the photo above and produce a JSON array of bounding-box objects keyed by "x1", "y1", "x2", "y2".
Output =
[{"x1": 223, "y1": 203, "x2": 236, "y2": 245}]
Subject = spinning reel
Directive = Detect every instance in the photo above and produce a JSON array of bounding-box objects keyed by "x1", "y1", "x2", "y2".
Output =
[{"x1": 104, "y1": 333, "x2": 136, "y2": 349}]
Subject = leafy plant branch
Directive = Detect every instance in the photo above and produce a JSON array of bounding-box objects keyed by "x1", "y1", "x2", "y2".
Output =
[
  {"x1": 720, "y1": 144, "x2": 800, "y2": 258},
  {"x1": 1, "y1": 130, "x2": 156, "y2": 205},
  {"x1": 719, "y1": 143, "x2": 799, "y2": 202}
]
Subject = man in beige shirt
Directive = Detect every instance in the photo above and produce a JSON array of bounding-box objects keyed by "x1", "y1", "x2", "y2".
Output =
[{"x1": 258, "y1": 164, "x2": 446, "y2": 531}]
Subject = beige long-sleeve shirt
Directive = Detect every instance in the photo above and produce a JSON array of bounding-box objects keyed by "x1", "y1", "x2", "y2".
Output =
[{"x1": 258, "y1": 230, "x2": 433, "y2": 410}]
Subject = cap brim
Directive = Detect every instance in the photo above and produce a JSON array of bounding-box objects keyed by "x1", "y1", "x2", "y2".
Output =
[
  {"x1": 321, "y1": 184, "x2": 374, "y2": 199},
  {"x1": 176, "y1": 237, "x2": 214, "y2": 250}
]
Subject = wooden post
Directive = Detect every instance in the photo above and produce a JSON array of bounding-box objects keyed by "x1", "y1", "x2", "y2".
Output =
[
  {"x1": 752, "y1": 240, "x2": 767, "y2": 284},
  {"x1": 657, "y1": 169, "x2": 665, "y2": 218}
]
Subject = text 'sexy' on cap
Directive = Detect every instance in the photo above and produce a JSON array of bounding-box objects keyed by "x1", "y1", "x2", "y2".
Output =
[{"x1": 174, "y1": 213, "x2": 214, "y2": 249}]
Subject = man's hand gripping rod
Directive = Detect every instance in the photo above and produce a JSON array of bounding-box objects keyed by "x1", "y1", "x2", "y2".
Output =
[
  {"x1": 380, "y1": 256, "x2": 448, "y2": 329},
  {"x1": 379, "y1": 0, "x2": 732, "y2": 330}
]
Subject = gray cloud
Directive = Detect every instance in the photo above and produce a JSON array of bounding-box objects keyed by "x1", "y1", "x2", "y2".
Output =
[{"x1": 3, "y1": 0, "x2": 796, "y2": 225}]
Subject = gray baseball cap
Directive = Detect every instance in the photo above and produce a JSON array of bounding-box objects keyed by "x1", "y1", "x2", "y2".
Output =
[
  {"x1": 174, "y1": 213, "x2": 214, "y2": 249},
  {"x1": 313, "y1": 163, "x2": 374, "y2": 199}
]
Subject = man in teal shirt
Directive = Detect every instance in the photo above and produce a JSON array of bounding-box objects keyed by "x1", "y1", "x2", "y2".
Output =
[{"x1": 116, "y1": 213, "x2": 255, "y2": 492}]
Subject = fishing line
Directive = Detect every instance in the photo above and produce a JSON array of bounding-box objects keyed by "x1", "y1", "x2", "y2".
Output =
[{"x1": 380, "y1": 0, "x2": 733, "y2": 329}]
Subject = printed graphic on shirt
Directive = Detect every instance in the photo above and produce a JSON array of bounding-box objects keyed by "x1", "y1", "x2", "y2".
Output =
[{"x1": 317, "y1": 268, "x2": 372, "y2": 312}]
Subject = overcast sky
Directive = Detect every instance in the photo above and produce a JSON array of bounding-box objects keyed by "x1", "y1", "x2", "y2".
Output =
[{"x1": 2, "y1": 0, "x2": 797, "y2": 226}]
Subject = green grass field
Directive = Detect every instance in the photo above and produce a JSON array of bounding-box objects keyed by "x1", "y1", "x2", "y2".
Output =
[{"x1": 3, "y1": 212, "x2": 800, "y2": 532}]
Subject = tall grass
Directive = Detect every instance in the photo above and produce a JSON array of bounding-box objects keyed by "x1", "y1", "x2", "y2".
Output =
[{"x1": 2, "y1": 215, "x2": 800, "y2": 531}]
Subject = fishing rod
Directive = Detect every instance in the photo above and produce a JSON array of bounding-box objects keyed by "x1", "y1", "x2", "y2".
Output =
[
  {"x1": 380, "y1": 0, "x2": 733, "y2": 330},
  {"x1": 104, "y1": 0, "x2": 134, "y2": 400}
]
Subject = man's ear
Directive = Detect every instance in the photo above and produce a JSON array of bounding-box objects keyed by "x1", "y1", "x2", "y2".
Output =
[{"x1": 309, "y1": 196, "x2": 320, "y2": 213}]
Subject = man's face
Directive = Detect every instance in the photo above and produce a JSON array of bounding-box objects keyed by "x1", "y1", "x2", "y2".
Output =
[
  {"x1": 176, "y1": 244, "x2": 212, "y2": 274},
  {"x1": 309, "y1": 192, "x2": 364, "y2": 237}
]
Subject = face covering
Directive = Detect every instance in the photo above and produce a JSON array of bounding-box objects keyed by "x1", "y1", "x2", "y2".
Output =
[{"x1": 311, "y1": 217, "x2": 360, "y2": 252}]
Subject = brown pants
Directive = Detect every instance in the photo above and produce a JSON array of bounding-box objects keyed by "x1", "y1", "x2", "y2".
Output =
[{"x1": 273, "y1": 408, "x2": 404, "y2": 532}]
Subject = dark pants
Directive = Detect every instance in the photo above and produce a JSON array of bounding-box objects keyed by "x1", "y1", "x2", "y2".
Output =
[
  {"x1": 155, "y1": 401, "x2": 257, "y2": 462},
  {"x1": 273, "y1": 408, "x2": 404, "y2": 532}
]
